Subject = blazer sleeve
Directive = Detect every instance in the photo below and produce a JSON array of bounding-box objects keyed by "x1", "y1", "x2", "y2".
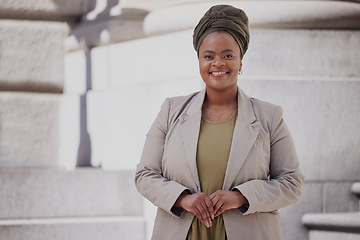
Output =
[
  {"x1": 233, "y1": 106, "x2": 304, "y2": 215},
  {"x1": 135, "y1": 98, "x2": 190, "y2": 217}
]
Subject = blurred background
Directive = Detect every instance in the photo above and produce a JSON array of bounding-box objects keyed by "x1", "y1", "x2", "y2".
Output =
[{"x1": 0, "y1": 0, "x2": 359, "y2": 239}]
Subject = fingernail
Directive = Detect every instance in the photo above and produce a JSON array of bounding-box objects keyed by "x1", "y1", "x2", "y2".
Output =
[
  {"x1": 206, "y1": 222, "x2": 209, "y2": 228},
  {"x1": 211, "y1": 214, "x2": 214, "y2": 220}
]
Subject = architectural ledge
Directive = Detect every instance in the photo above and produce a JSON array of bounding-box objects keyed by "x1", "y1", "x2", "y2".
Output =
[
  {"x1": 144, "y1": 0, "x2": 360, "y2": 36},
  {"x1": 351, "y1": 182, "x2": 360, "y2": 197},
  {"x1": 302, "y1": 212, "x2": 360, "y2": 233},
  {"x1": 65, "y1": 7, "x2": 149, "y2": 51},
  {"x1": 0, "y1": 0, "x2": 94, "y2": 21}
]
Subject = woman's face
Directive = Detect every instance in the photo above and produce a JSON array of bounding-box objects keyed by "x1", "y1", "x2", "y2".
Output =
[{"x1": 198, "y1": 31, "x2": 242, "y2": 92}]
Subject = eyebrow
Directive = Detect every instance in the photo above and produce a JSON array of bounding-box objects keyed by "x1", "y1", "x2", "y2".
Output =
[
  {"x1": 222, "y1": 49, "x2": 234, "y2": 53},
  {"x1": 202, "y1": 49, "x2": 234, "y2": 54}
]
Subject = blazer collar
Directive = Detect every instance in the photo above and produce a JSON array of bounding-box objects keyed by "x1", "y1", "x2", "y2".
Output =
[
  {"x1": 179, "y1": 87, "x2": 260, "y2": 192},
  {"x1": 223, "y1": 88, "x2": 260, "y2": 190},
  {"x1": 178, "y1": 89, "x2": 205, "y2": 192},
  {"x1": 185, "y1": 87, "x2": 257, "y2": 122},
  {"x1": 186, "y1": 88, "x2": 206, "y2": 117},
  {"x1": 236, "y1": 87, "x2": 257, "y2": 124}
]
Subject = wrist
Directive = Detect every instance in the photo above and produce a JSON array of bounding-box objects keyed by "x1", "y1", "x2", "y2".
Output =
[
  {"x1": 233, "y1": 189, "x2": 249, "y2": 207},
  {"x1": 174, "y1": 191, "x2": 189, "y2": 208}
]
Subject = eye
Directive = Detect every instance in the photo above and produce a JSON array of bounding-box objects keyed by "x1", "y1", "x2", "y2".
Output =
[
  {"x1": 204, "y1": 55, "x2": 214, "y2": 60},
  {"x1": 224, "y1": 54, "x2": 233, "y2": 59}
]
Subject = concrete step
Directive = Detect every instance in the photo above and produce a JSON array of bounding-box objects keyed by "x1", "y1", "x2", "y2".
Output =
[
  {"x1": 302, "y1": 212, "x2": 360, "y2": 240},
  {"x1": 0, "y1": 168, "x2": 141, "y2": 219},
  {"x1": 0, "y1": 216, "x2": 145, "y2": 240}
]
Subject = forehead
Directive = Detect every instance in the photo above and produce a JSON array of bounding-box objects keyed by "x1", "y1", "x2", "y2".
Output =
[{"x1": 199, "y1": 31, "x2": 240, "y2": 53}]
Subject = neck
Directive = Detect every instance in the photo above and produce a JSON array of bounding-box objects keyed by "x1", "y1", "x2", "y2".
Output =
[{"x1": 204, "y1": 86, "x2": 238, "y2": 107}]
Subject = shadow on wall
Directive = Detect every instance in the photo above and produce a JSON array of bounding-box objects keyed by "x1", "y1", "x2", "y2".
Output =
[{"x1": 77, "y1": 51, "x2": 92, "y2": 167}]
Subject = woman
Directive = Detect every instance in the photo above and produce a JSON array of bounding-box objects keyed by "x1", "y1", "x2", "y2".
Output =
[{"x1": 135, "y1": 5, "x2": 303, "y2": 240}]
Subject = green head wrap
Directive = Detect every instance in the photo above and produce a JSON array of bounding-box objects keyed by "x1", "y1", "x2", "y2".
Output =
[{"x1": 193, "y1": 5, "x2": 250, "y2": 59}]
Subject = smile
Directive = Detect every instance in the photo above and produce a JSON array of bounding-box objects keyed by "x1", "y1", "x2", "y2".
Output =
[{"x1": 210, "y1": 71, "x2": 228, "y2": 77}]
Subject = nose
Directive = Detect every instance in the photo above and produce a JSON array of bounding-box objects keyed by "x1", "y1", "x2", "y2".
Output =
[{"x1": 212, "y1": 57, "x2": 224, "y2": 67}]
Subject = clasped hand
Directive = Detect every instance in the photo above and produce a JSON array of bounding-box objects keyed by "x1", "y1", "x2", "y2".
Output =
[{"x1": 174, "y1": 190, "x2": 247, "y2": 228}]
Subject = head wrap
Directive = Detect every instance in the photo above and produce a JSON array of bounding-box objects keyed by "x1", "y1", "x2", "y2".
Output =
[{"x1": 193, "y1": 5, "x2": 250, "y2": 58}]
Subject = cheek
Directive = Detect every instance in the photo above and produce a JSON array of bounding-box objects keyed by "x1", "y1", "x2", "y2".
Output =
[
  {"x1": 231, "y1": 62, "x2": 241, "y2": 73},
  {"x1": 199, "y1": 61, "x2": 209, "y2": 74}
]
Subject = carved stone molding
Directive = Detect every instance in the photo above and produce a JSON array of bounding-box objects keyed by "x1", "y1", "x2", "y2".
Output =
[
  {"x1": 144, "y1": 0, "x2": 360, "y2": 36},
  {"x1": 0, "y1": 0, "x2": 94, "y2": 21},
  {"x1": 65, "y1": 0, "x2": 149, "y2": 51}
]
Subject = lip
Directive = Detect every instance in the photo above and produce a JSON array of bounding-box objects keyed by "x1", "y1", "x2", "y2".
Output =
[{"x1": 210, "y1": 71, "x2": 229, "y2": 77}]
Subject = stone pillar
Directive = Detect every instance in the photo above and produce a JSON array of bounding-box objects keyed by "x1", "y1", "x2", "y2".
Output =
[
  {"x1": 0, "y1": 1, "x2": 81, "y2": 168},
  {"x1": 0, "y1": 0, "x2": 146, "y2": 239}
]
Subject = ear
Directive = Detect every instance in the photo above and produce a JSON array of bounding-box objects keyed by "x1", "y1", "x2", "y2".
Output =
[{"x1": 238, "y1": 60, "x2": 243, "y2": 75}]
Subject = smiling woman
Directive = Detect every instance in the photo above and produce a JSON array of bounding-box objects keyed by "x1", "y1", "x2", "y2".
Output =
[{"x1": 135, "y1": 4, "x2": 304, "y2": 240}]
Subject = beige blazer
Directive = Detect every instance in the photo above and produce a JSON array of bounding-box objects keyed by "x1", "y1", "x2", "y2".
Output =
[{"x1": 135, "y1": 88, "x2": 304, "y2": 240}]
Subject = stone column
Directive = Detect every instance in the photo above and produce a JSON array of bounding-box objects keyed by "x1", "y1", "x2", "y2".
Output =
[
  {"x1": 0, "y1": 0, "x2": 145, "y2": 239},
  {"x1": 0, "y1": 0, "x2": 88, "y2": 168}
]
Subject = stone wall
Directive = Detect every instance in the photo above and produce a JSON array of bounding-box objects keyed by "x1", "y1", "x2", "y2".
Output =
[
  {"x1": 0, "y1": 0, "x2": 94, "y2": 168},
  {"x1": 0, "y1": 0, "x2": 146, "y2": 239}
]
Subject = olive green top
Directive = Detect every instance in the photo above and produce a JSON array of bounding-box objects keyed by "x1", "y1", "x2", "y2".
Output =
[{"x1": 187, "y1": 113, "x2": 237, "y2": 240}]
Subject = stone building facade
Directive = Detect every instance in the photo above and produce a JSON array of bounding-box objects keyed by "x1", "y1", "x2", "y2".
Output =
[{"x1": 0, "y1": 0, "x2": 359, "y2": 240}]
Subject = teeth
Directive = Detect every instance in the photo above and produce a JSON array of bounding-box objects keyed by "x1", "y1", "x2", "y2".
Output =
[{"x1": 212, "y1": 72, "x2": 226, "y2": 76}]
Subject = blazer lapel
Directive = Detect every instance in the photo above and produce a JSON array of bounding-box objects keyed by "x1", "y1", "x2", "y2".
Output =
[
  {"x1": 179, "y1": 89, "x2": 206, "y2": 192},
  {"x1": 222, "y1": 88, "x2": 260, "y2": 190},
  {"x1": 178, "y1": 88, "x2": 260, "y2": 192}
]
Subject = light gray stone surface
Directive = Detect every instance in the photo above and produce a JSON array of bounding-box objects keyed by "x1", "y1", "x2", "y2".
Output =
[
  {"x1": 0, "y1": 219, "x2": 145, "y2": 240},
  {"x1": 66, "y1": 8, "x2": 148, "y2": 50},
  {"x1": 239, "y1": 79, "x2": 360, "y2": 181},
  {"x1": 0, "y1": 169, "x2": 141, "y2": 219},
  {"x1": 144, "y1": 1, "x2": 360, "y2": 35},
  {"x1": 280, "y1": 183, "x2": 322, "y2": 240},
  {"x1": 87, "y1": 79, "x2": 202, "y2": 169},
  {"x1": 0, "y1": 20, "x2": 68, "y2": 92},
  {"x1": 323, "y1": 183, "x2": 359, "y2": 212},
  {"x1": 309, "y1": 230, "x2": 360, "y2": 240},
  {"x1": 351, "y1": 182, "x2": 360, "y2": 197},
  {"x1": 0, "y1": 92, "x2": 83, "y2": 169},
  {"x1": 0, "y1": 92, "x2": 60, "y2": 167},
  {"x1": 0, "y1": 0, "x2": 93, "y2": 20},
  {"x1": 244, "y1": 29, "x2": 360, "y2": 77},
  {"x1": 302, "y1": 212, "x2": 360, "y2": 231},
  {"x1": 64, "y1": 51, "x2": 87, "y2": 94},
  {"x1": 90, "y1": 30, "x2": 199, "y2": 90}
]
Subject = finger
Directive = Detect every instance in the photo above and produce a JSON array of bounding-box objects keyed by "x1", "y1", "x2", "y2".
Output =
[
  {"x1": 198, "y1": 202, "x2": 212, "y2": 227},
  {"x1": 209, "y1": 192, "x2": 216, "y2": 199},
  {"x1": 214, "y1": 205, "x2": 226, "y2": 218},
  {"x1": 213, "y1": 200, "x2": 224, "y2": 217},
  {"x1": 209, "y1": 193, "x2": 222, "y2": 219},
  {"x1": 196, "y1": 199, "x2": 210, "y2": 223},
  {"x1": 193, "y1": 207, "x2": 204, "y2": 224},
  {"x1": 211, "y1": 194, "x2": 220, "y2": 206},
  {"x1": 204, "y1": 196, "x2": 215, "y2": 220},
  {"x1": 212, "y1": 194, "x2": 222, "y2": 212},
  {"x1": 192, "y1": 193, "x2": 214, "y2": 228}
]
